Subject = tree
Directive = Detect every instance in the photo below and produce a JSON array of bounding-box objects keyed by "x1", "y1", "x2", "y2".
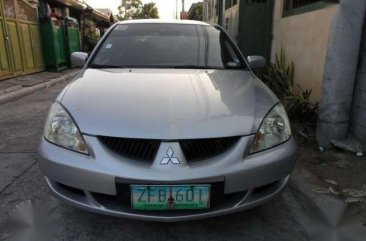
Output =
[
  {"x1": 117, "y1": 0, "x2": 142, "y2": 20},
  {"x1": 117, "y1": 0, "x2": 159, "y2": 20},
  {"x1": 188, "y1": 3, "x2": 203, "y2": 21},
  {"x1": 139, "y1": 3, "x2": 159, "y2": 19},
  {"x1": 193, "y1": 4, "x2": 203, "y2": 20}
]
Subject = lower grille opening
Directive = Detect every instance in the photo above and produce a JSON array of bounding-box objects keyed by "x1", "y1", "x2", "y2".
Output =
[
  {"x1": 252, "y1": 180, "x2": 280, "y2": 196},
  {"x1": 57, "y1": 182, "x2": 84, "y2": 196}
]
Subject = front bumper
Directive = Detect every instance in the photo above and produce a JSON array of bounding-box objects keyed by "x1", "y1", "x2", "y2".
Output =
[{"x1": 38, "y1": 135, "x2": 297, "y2": 221}]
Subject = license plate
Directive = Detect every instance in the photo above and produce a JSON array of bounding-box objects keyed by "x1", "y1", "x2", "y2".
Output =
[{"x1": 131, "y1": 185, "x2": 211, "y2": 210}]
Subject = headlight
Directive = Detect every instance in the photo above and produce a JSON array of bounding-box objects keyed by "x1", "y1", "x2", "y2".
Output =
[
  {"x1": 250, "y1": 103, "x2": 291, "y2": 154},
  {"x1": 44, "y1": 102, "x2": 89, "y2": 154}
]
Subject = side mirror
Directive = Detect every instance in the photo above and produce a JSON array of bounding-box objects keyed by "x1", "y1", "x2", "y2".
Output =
[
  {"x1": 71, "y1": 52, "x2": 88, "y2": 67},
  {"x1": 247, "y1": 55, "x2": 266, "y2": 69}
]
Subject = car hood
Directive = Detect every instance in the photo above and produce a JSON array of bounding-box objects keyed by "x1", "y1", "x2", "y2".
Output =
[{"x1": 60, "y1": 69, "x2": 278, "y2": 139}]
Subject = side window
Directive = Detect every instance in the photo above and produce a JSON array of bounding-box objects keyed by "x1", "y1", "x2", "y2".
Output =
[
  {"x1": 225, "y1": 0, "x2": 238, "y2": 10},
  {"x1": 206, "y1": 26, "x2": 244, "y2": 69},
  {"x1": 283, "y1": 0, "x2": 335, "y2": 17},
  {"x1": 225, "y1": 0, "x2": 231, "y2": 10},
  {"x1": 285, "y1": 0, "x2": 322, "y2": 10},
  {"x1": 222, "y1": 38, "x2": 241, "y2": 68}
]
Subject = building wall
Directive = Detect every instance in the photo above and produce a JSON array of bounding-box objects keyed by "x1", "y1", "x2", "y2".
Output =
[
  {"x1": 351, "y1": 16, "x2": 366, "y2": 142},
  {"x1": 271, "y1": 1, "x2": 339, "y2": 103},
  {"x1": 203, "y1": 0, "x2": 219, "y2": 24},
  {"x1": 223, "y1": 3, "x2": 239, "y2": 41},
  {"x1": 203, "y1": 0, "x2": 238, "y2": 41}
]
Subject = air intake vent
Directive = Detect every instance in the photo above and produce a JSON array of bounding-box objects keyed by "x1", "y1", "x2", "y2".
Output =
[
  {"x1": 179, "y1": 137, "x2": 240, "y2": 162},
  {"x1": 98, "y1": 136, "x2": 160, "y2": 162}
]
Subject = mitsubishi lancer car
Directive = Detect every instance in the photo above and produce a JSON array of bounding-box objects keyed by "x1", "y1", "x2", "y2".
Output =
[{"x1": 38, "y1": 20, "x2": 297, "y2": 221}]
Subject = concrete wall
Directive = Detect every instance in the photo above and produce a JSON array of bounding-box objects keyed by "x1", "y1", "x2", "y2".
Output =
[
  {"x1": 223, "y1": 3, "x2": 239, "y2": 41},
  {"x1": 203, "y1": 0, "x2": 223, "y2": 25},
  {"x1": 351, "y1": 16, "x2": 366, "y2": 142},
  {"x1": 271, "y1": 1, "x2": 339, "y2": 103},
  {"x1": 316, "y1": 0, "x2": 366, "y2": 147},
  {"x1": 203, "y1": 0, "x2": 216, "y2": 24}
]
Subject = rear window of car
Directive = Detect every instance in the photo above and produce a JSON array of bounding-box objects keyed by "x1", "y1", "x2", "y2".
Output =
[{"x1": 90, "y1": 23, "x2": 246, "y2": 70}]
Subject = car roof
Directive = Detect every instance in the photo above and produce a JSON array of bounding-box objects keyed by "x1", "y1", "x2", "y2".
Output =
[{"x1": 117, "y1": 19, "x2": 211, "y2": 26}]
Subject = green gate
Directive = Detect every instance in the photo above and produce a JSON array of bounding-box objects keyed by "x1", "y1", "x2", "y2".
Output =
[
  {"x1": 0, "y1": 1, "x2": 11, "y2": 79},
  {"x1": 65, "y1": 20, "x2": 81, "y2": 65},
  {"x1": 40, "y1": 18, "x2": 68, "y2": 72},
  {"x1": 0, "y1": 0, "x2": 44, "y2": 80},
  {"x1": 40, "y1": 18, "x2": 81, "y2": 72},
  {"x1": 237, "y1": 0, "x2": 274, "y2": 61}
]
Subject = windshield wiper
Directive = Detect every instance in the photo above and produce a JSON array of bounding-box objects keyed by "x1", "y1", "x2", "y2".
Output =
[
  {"x1": 169, "y1": 65, "x2": 216, "y2": 69},
  {"x1": 89, "y1": 64, "x2": 127, "y2": 69},
  {"x1": 89, "y1": 64, "x2": 220, "y2": 69}
]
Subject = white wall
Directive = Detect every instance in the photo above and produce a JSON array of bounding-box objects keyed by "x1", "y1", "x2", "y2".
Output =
[
  {"x1": 223, "y1": 2, "x2": 239, "y2": 42},
  {"x1": 271, "y1": 0, "x2": 339, "y2": 103}
]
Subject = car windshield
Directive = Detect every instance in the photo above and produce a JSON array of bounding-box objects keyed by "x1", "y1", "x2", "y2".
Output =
[{"x1": 90, "y1": 23, "x2": 246, "y2": 70}]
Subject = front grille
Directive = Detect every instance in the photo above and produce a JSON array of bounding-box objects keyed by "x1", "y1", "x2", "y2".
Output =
[
  {"x1": 99, "y1": 136, "x2": 240, "y2": 162},
  {"x1": 99, "y1": 136, "x2": 160, "y2": 162},
  {"x1": 180, "y1": 136, "x2": 240, "y2": 162}
]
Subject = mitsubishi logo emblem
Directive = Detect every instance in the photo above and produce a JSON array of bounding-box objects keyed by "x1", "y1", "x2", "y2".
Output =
[{"x1": 160, "y1": 147, "x2": 180, "y2": 165}]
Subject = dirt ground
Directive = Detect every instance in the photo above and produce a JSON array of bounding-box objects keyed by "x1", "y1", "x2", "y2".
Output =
[{"x1": 292, "y1": 119, "x2": 366, "y2": 224}]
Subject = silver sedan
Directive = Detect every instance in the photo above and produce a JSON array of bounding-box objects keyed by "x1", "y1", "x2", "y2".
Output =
[{"x1": 38, "y1": 20, "x2": 297, "y2": 222}]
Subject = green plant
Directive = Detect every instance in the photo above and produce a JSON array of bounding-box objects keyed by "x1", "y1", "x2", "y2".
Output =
[{"x1": 262, "y1": 49, "x2": 318, "y2": 117}]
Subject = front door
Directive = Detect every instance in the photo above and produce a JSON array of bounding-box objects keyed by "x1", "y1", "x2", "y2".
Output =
[
  {"x1": 237, "y1": 0, "x2": 274, "y2": 61},
  {"x1": 0, "y1": 0, "x2": 12, "y2": 78},
  {"x1": 0, "y1": 0, "x2": 44, "y2": 80}
]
